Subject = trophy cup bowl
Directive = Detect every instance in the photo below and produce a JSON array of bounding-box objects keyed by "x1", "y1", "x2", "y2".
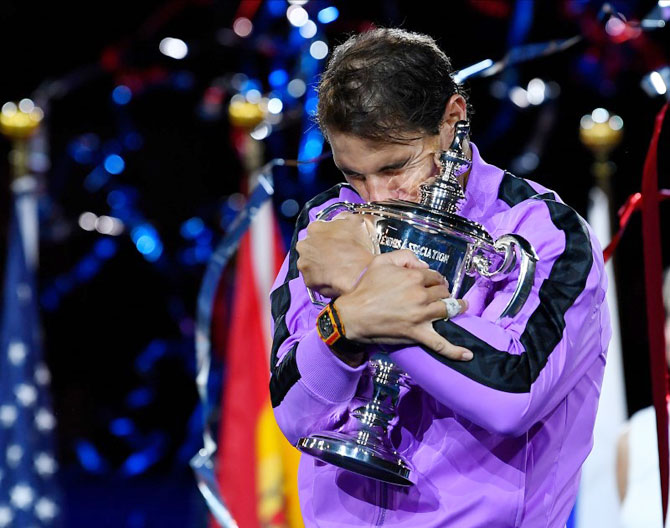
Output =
[{"x1": 297, "y1": 122, "x2": 538, "y2": 486}]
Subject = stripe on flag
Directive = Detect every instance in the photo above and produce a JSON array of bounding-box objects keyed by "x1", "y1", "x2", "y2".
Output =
[{"x1": 216, "y1": 199, "x2": 303, "y2": 527}]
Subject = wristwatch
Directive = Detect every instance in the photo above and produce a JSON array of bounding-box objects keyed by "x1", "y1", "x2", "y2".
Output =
[{"x1": 316, "y1": 300, "x2": 362, "y2": 356}]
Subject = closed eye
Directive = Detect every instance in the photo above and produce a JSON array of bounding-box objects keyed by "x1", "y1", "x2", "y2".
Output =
[
  {"x1": 337, "y1": 158, "x2": 410, "y2": 178},
  {"x1": 342, "y1": 170, "x2": 364, "y2": 179},
  {"x1": 379, "y1": 159, "x2": 410, "y2": 173}
]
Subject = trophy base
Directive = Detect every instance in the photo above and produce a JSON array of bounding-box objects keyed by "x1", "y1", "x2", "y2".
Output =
[{"x1": 297, "y1": 431, "x2": 413, "y2": 486}]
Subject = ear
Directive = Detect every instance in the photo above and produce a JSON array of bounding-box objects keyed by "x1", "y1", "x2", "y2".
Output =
[{"x1": 438, "y1": 94, "x2": 468, "y2": 150}]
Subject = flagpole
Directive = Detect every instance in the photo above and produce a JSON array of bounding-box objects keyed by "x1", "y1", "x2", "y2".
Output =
[
  {"x1": 191, "y1": 97, "x2": 270, "y2": 528},
  {"x1": 1, "y1": 101, "x2": 63, "y2": 526},
  {"x1": 1, "y1": 100, "x2": 44, "y2": 269},
  {"x1": 575, "y1": 109, "x2": 627, "y2": 528}
]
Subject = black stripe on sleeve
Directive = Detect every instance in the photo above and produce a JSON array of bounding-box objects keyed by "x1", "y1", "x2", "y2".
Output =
[
  {"x1": 270, "y1": 343, "x2": 300, "y2": 408},
  {"x1": 270, "y1": 183, "x2": 351, "y2": 407},
  {"x1": 498, "y1": 172, "x2": 537, "y2": 207},
  {"x1": 498, "y1": 172, "x2": 557, "y2": 207},
  {"x1": 428, "y1": 198, "x2": 594, "y2": 393}
]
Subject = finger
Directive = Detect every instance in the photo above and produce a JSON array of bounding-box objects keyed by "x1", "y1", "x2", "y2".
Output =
[
  {"x1": 420, "y1": 269, "x2": 447, "y2": 287},
  {"x1": 361, "y1": 217, "x2": 380, "y2": 253},
  {"x1": 332, "y1": 211, "x2": 354, "y2": 221},
  {"x1": 425, "y1": 283, "x2": 451, "y2": 302},
  {"x1": 376, "y1": 249, "x2": 428, "y2": 269},
  {"x1": 413, "y1": 324, "x2": 473, "y2": 361},
  {"x1": 442, "y1": 298, "x2": 468, "y2": 319},
  {"x1": 403, "y1": 255, "x2": 430, "y2": 269},
  {"x1": 425, "y1": 298, "x2": 468, "y2": 321}
]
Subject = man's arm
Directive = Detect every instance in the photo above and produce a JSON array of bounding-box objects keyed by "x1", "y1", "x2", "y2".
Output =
[
  {"x1": 387, "y1": 199, "x2": 608, "y2": 435},
  {"x1": 273, "y1": 188, "x2": 609, "y2": 441},
  {"x1": 269, "y1": 183, "x2": 469, "y2": 445},
  {"x1": 270, "y1": 246, "x2": 461, "y2": 443},
  {"x1": 269, "y1": 185, "x2": 371, "y2": 445}
]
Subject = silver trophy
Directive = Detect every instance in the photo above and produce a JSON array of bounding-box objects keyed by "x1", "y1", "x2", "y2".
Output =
[{"x1": 297, "y1": 121, "x2": 538, "y2": 486}]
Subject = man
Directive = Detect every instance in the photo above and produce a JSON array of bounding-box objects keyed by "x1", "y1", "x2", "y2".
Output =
[{"x1": 270, "y1": 28, "x2": 610, "y2": 527}]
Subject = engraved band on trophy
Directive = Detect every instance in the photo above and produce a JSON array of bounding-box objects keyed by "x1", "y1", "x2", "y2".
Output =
[{"x1": 298, "y1": 121, "x2": 538, "y2": 486}]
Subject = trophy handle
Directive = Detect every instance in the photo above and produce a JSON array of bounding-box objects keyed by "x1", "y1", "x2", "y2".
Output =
[
  {"x1": 316, "y1": 201, "x2": 360, "y2": 221},
  {"x1": 307, "y1": 287, "x2": 328, "y2": 307},
  {"x1": 472, "y1": 234, "x2": 538, "y2": 319}
]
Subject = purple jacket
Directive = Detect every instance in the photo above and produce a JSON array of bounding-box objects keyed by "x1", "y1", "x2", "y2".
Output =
[{"x1": 269, "y1": 144, "x2": 610, "y2": 527}]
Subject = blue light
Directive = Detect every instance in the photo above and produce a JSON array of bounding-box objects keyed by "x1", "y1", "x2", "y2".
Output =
[
  {"x1": 132, "y1": 225, "x2": 151, "y2": 243},
  {"x1": 280, "y1": 199, "x2": 300, "y2": 217},
  {"x1": 84, "y1": 167, "x2": 111, "y2": 192},
  {"x1": 121, "y1": 435, "x2": 165, "y2": 476},
  {"x1": 131, "y1": 225, "x2": 164, "y2": 261},
  {"x1": 127, "y1": 512, "x2": 147, "y2": 528},
  {"x1": 317, "y1": 6, "x2": 339, "y2": 24},
  {"x1": 267, "y1": 0, "x2": 285, "y2": 16},
  {"x1": 303, "y1": 137, "x2": 323, "y2": 160},
  {"x1": 194, "y1": 245, "x2": 212, "y2": 262},
  {"x1": 54, "y1": 276, "x2": 75, "y2": 293},
  {"x1": 269, "y1": 69, "x2": 289, "y2": 88},
  {"x1": 94, "y1": 238, "x2": 118, "y2": 259},
  {"x1": 145, "y1": 240, "x2": 163, "y2": 261},
  {"x1": 40, "y1": 289, "x2": 60, "y2": 311},
  {"x1": 126, "y1": 388, "x2": 154, "y2": 408},
  {"x1": 102, "y1": 139, "x2": 123, "y2": 155},
  {"x1": 305, "y1": 96, "x2": 318, "y2": 115},
  {"x1": 110, "y1": 417, "x2": 135, "y2": 437},
  {"x1": 122, "y1": 453, "x2": 152, "y2": 476},
  {"x1": 107, "y1": 190, "x2": 127, "y2": 209},
  {"x1": 104, "y1": 154, "x2": 125, "y2": 175},
  {"x1": 123, "y1": 132, "x2": 143, "y2": 151},
  {"x1": 180, "y1": 217, "x2": 204, "y2": 239},
  {"x1": 75, "y1": 440, "x2": 106, "y2": 473},
  {"x1": 180, "y1": 248, "x2": 197, "y2": 266},
  {"x1": 68, "y1": 134, "x2": 99, "y2": 164},
  {"x1": 75, "y1": 257, "x2": 100, "y2": 280},
  {"x1": 195, "y1": 228, "x2": 212, "y2": 245},
  {"x1": 298, "y1": 163, "x2": 316, "y2": 179},
  {"x1": 240, "y1": 78, "x2": 262, "y2": 93},
  {"x1": 173, "y1": 71, "x2": 195, "y2": 90},
  {"x1": 112, "y1": 85, "x2": 132, "y2": 105},
  {"x1": 136, "y1": 340, "x2": 168, "y2": 373},
  {"x1": 69, "y1": 144, "x2": 92, "y2": 164},
  {"x1": 136, "y1": 235, "x2": 156, "y2": 255},
  {"x1": 298, "y1": 129, "x2": 324, "y2": 179}
]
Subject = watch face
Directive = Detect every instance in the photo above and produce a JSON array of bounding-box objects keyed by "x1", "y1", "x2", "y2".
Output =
[{"x1": 318, "y1": 313, "x2": 334, "y2": 338}]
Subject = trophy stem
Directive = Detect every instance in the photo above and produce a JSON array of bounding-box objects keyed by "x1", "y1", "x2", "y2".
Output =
[{"x1": 297, "y1": 355, "x2": 414, "y2": 486}]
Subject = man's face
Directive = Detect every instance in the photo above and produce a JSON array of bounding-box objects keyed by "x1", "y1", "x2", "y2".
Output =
[{"x1": 328, "y1": 131, "x2": 442, "y2": 203}]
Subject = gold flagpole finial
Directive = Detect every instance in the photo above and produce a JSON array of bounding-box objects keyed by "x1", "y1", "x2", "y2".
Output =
[
  {"x1": 1, "y1": 99, "x2": 44, "y2": 181},
  {"x1": 1, "y1": 99, "x2": 43, "y2": 140},
  {"x1": 579, "y1": 107, "x2": 623, "y2": 183}
]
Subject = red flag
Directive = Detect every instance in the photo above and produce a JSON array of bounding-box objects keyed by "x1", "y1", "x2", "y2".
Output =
[{"x1": 216, "y1": 201, "x2": 303, "y2": 527}]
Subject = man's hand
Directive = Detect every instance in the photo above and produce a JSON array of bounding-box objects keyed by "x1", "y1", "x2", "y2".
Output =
[
  {"x1": 334, "y1": 250, "x2": 472, "y2": 361},
  {"x1": 297, "y1": 213, "x2": 377, "y2": 298}
]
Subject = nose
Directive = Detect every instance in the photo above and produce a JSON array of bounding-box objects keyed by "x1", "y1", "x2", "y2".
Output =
[{"x1": 365, "y1": 175, "x2": 397, "y2": 202}]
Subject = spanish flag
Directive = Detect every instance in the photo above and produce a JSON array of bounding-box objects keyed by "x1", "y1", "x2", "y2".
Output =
[{"x1": 216, "y1": 198, "x2": 303, "y2": 528}]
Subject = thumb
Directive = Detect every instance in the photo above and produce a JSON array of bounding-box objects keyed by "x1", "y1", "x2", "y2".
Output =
[{"x1": 332, "y1": 211, "x2": 354, "y2": 220}]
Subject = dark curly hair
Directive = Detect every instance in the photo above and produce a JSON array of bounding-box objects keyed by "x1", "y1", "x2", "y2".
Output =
[{"x1": 316, "y1": 28, "x2": 468, "y2": 144}]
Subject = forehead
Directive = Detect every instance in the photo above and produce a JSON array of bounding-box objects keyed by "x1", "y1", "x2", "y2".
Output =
[{"x1": 328, "y1": 132, "x2": 428, "y2": 173}]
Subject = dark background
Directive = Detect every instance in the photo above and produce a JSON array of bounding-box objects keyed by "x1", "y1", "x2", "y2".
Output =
[{"x1": 0, "y1": 0, "x2": 668, "y2": 526}]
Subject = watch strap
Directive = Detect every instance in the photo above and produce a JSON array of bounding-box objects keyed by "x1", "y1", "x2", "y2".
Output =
[{"x1": 316, "y1": 300, "x2": 363, "y2": 356}]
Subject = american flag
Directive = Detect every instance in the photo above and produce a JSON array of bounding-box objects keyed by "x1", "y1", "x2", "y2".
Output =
[{"x1": 0, "y1": 180, "x2": 61, "y2": 527}]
